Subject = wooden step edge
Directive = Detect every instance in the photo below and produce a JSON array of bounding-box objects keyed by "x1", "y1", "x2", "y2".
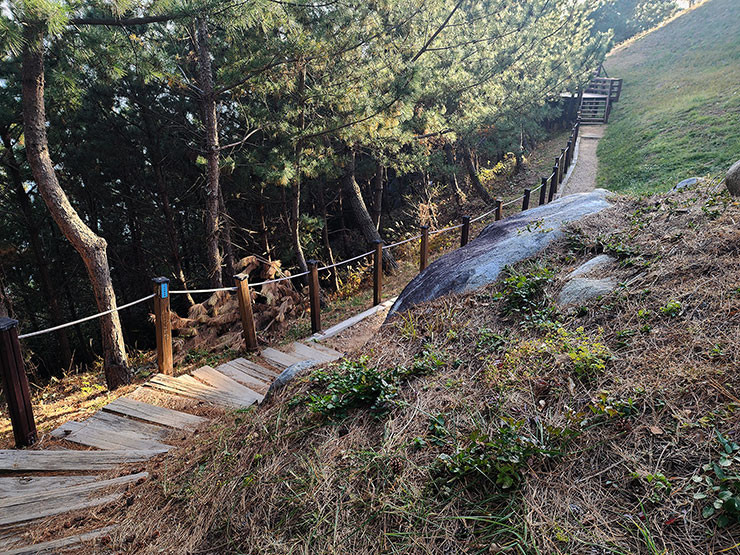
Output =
[{"x1": 2, "y1": 525, "x2": 116, "y2": 555}]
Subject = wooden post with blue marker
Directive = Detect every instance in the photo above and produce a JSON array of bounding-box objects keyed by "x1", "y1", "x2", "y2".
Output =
[
  {"x1": 153, "y1": 277, "x2": 173, "y2": 375},
  {"x1": 0, "y1": 318, "x2": 37, "y2": 448}
]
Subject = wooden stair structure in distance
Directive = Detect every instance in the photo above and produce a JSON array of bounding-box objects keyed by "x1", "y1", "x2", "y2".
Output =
[{"x1": 0, "y1": 339, "x2": 343, "y2": 553}]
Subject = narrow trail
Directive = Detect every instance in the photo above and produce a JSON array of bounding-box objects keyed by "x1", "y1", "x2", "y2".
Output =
[{"x1": 560, "y1": 124, "x2": 607, "y2": 196}]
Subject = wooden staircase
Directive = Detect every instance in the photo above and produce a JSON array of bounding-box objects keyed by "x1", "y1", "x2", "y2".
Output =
[
  {"x1": 0, "y1": 341, "x2": 342, "y2": 553},
  {"x1": 579, "y1": 76, "x2": 623, "y2": 124}
]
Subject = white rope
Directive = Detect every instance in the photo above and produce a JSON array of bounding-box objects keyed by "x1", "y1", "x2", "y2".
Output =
[
  {"x1": 249, "y1": 271, "x2": 310, "y2": 288},
  {"x1": 470, "y1": 207, "x2": 497, "y2": 224},
  {"x1": 318, "y1": 250, "x2": 374, "y2": 271},
  {"x1": 384, "y1": 234, "x2": 422, "y2": 250},
  {"x1": 429, "y1": 223, "x2": 464, "y2": 236},
  {"x1": 502, "y1": 194, "x2": 525, "y2": 208},
  {"x1": 170, "y1": 287, "x2": 236, "y2": 295},
  {"x1": 18, "y1": 294, "x2": 156, "y2": 340}
]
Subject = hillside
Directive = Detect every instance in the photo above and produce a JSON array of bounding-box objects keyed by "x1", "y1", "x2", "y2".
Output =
[
  {"x1": 597, "y1": 0, "x2": 740, "y2": 194},
  {"x1": 38, "y1": 178, "x2": 740, "y2": 554}
]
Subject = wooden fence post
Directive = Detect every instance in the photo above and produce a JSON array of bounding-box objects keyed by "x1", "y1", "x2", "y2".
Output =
[
  {"x1": 0, "y1": 318, "x2": 37, "y2": 448},
  {"x1": 373, "y1": 241, "x2": 383, "y2": 306},
  {"x1": 234, "y1": 273, "x2": 258, "y2": 351},
  {"x1": 522, "y1": 188, "x2": 531, "y2": 211},
  {"x1": 539, "y1": 177, "x2": 548, "y2": 205},
  {"x1": 419, "y1": 226, "x2": 429, "y2": 273},
  {"x1": 152, "y1": 277, "x2": 173, "y2": 375},
  {"x1": 307, "y1": 260, "x2": 321, "y2": 333},
  {"x1": 561, "y1": 149, "x2": 567, "y2": 182},
  {"x1": 460, "y1": 216, "x2": 471, "y2": 247},
  {"x1": 565, "y1": 140, "x2": 573, "y2": 169},
  {"x1": 549, "y1": 172, "x2": 558, "y2": 202},
  {"x1": 495, "y1": 198, "x2": 503, "y2": 221}
]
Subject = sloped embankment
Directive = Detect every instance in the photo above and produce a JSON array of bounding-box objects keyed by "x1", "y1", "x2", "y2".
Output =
[{"x1": 63, "y1": 180, "x2": 740, "y2": 554}]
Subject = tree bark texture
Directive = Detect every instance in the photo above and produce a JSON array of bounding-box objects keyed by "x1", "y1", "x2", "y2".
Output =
[
  {"x1": 342, "y1": 151, "x2": 397, "y2": 273},
  {"x1": 462, "y1": 143, "x2": 493, "y2": 204},
  {"x1": 372, "y1": 161, "x2": 384, "y2": 230},
  {"x1": 21, "y1": 23, "x2": 130, "y2": 389},
  {"x1": 195, "y1": 18, "x2": 223, "y2": 287}
]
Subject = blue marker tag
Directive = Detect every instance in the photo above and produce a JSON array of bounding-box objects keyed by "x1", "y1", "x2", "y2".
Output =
[{"x1": 161, "y1": 282, "x2": 168, "y2": 299}]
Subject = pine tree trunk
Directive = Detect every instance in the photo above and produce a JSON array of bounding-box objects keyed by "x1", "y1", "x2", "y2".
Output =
[
  {"x1": 195, "y1": 18, "x2": 223, "y2": 287},
  {"x1": 21, "y1": 23, "x2": 130, "y2": 389},
  {"x1": 342, "y1": 150, "x2": 397, "y2": 272},
  {"x1": 219, "y1": 188, "x2": 236, "y2": 279},
  {"x1": 290, "y1": 65, "x2": 308, "y2": 275},
  {"x1": 316, "y1": 179, "x2": 339, "y2": 290},
  {"x1": 462, "y1": 143, "x2": 493, "y2": 204},
  {"x1": 444, "y1": 142, "x2": 464, "y2": 207},
  {"x1": 258, "y1": 200, "x2": 272, "y2": 260},
  {"x1": 372, "y1": 161, "x2": 384, "y2": 230}
]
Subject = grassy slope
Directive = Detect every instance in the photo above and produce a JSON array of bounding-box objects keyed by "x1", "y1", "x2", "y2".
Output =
[
  {"x1": 598, "y1": 0, "x2": 740, "y2": 194},
  {"x1": 52, "y1": 181, "x2": 740, "y2": 555}
]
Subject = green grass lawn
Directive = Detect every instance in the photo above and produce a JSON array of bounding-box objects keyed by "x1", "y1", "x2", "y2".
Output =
[{"x1": 597, "y1": 0, "x2": 740, "y2": 194}]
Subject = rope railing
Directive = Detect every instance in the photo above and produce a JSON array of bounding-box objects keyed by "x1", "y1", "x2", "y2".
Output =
[
  {"x1": 11, "y1": 116, "x2": 581, "y2": 359},
  {"x1": 1, "y1": 117, "x2": 583, "y2": 448},
  {"x1": 17, "y1": 294, "x2": 156, "y2": 340}
]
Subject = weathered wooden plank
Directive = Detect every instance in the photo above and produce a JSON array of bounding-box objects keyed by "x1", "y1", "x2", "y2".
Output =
[
  {"x1": 145, "y1": 374, "x2": 249, "y2": 408},
  {"x1": 310, "y1": 297, "x2": 397, "y2": 341},
  {"x1": 292, "y1": 342, "x2": 342, "y2": 362},
  {"x1": 0, "y1": 472, "x2": 147, "y2": 510},
  {"x1": 215, "y1": 363, "x2": 270, "y2": 394},
  {"x1": 229, "y1": 358, "x2": 280, "y2": 380},
  {"x1": 177, "y1": 374, "x2": 207, "y2": 387},
  {"x1": 103, "y1": 396, "x2": 207, "y2": 431},
  {"x1": 2, "y1": 526, "x2": 116, "y2": 555},
  {"x1": 0, "y1": 475, "x2": 97, "y2": 498},
  {"x1": 260, "y1": 347, "x2": 304, "y2": 369},
  {"x1": 191, "y1": 366, "x2": 263, "y2": 404},
  {"x1": 0, "y1": 492, "x2": 121, "y2": 527},
  {"x1": 51, "y1": 417, "x2": 171, "y2": 452},
  {"x1": 0, "y1": 449, "x2": 163, "y2": 472}
]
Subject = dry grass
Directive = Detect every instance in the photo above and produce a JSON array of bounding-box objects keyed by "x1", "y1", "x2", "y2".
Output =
[{"x1": 38, "y1": 178, "x2": 740, "y2": 554}]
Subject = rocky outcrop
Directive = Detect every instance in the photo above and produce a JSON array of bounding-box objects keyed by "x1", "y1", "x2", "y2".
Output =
[
  {"x1": 389, "y1": 189, "x2": 613, "y2": 316},
  {"x1": 727, "y1": 160, "x2": 740, "y2": 197}
]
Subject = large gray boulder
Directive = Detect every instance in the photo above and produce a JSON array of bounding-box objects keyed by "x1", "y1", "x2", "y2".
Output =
[
  {"x1": 389, "y1": 189, "x2": 613, "y2": 316},
  {"x1": 727, "y1": 160, "x2": 740, "y2": 197}
]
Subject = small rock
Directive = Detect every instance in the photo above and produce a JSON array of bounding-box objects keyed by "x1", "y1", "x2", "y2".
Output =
[
  {"x1": 726, "y1": 160, "x2": 740, "y2": 197},
  {"x1": 672, "y1": 177, "x2": 703, "y2": 191},
  {"x1": 265, "y1": 359, "x2": 319, "y2": 399},
  {"x1": 567, "y1": 255, "x2": 616, "y2": 279},
  {"x1": 558, "y1": 277, "x2": 617, "y2": 307}
]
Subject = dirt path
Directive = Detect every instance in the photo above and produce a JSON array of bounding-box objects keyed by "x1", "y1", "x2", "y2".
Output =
[{"x1": 560, "y1": 124, "x2": 606, "y2": 196}]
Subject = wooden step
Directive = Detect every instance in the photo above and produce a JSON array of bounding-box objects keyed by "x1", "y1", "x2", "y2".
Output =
[
  {"x1": 51, "y1": 412, "x2": 172, "y2": 452},
  {"x1": 0, "y1": 449, "x2": 163, "y2": 472},
  {"x1": 215, "y1": 362, "x2": 271, "y2": 395},
  {"x1": 145, "y1": 373, "x2": 252, "y2": 408},
  {"x1": 291, "y1": 342, "x2": 343, "y2": 362},
  {"x1": 2, "y1": 526, "x2": 115, "y2": 555},
  {"x1": 230, "y1": 358, "x2": 280, "y2": 380},
  {"x1": 191, "y1": 366, "x2": 264, "y2": 404},
  {"x1": 260, "y1": 347, "x2": 304, "y2": 369},
  {"x1": 0, "y1": 476, "x2": 97, "y2": 498},
  {"x1": 103, "y1": 396, "x2": 207, "y2": 431},
  {"x1": 0, "y1": 472, "x2": 146, "y2": 526}
]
